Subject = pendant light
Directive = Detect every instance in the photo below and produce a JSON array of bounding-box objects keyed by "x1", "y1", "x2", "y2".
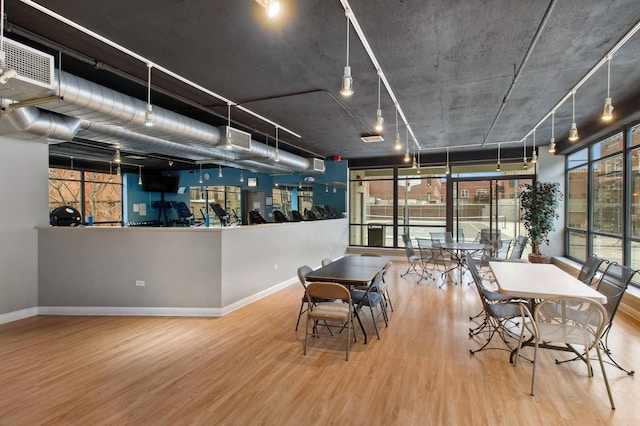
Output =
[
  {"x1": 393, "y1": 107, "x2": 401, "y2": 150},
  {"x1": 568, "y1": 90, "x2": 579, "y2": 142},
  {"x1": 602, "y1": 55, "x2": 614, "y2": 121},
  {"x1": 240, "y1": 171, "x2": 244, "y2": 183},
  {"x1": 199, "y1": 164, "x2": 203, "y2": 184},
  {"x1": 522, "y1": 138, "x2": 528, "y2": 170},
  {"x1": 496, "y1": 143, "x2": 501, "y2": 172},
  {"x1": 339, "y1": 10, "x2": 353, "y2": 97},
  {"x1": 416, "y1": 149, "x2": 421, "y2": 174},
  {"x1": 218, "y1": 164, "x2": 223, "y2": 178},
  {"x1": 256, "y1": 0, "x2": 280, "y2": 18},
  {"x1": 225, "y1": 103, "x2": 233, "y2": 149},
  {"x1": 138, "y1": 165, "x2": 143, "y2": 185},
  {"x1": 374, "y1": 74, "x2": 384, "y2": 133},
  {"x1": 445, "y1": 147, "x2": 450, "y2": 175},
  {"x1": 325, "y1": 184, "x2": 329, "y2": 193},
  {"x1": 532, "y1": 128, "x2": 538, "y2": 164},
  {"x1": 404, "y1": 127, "x2": 410, "y2": 163},
  {"x1": 274, "y1": 126, "x2": 280, "y2": 162},
  {"x1": 114, "y1": 149, "x2": 121, "y2": 164},
  {"x1": 144, "y1": 63, "x2": 154, "y2": 127},
  {"x1": 549, "y1": 111, "x2": 556, "y2": 154}
]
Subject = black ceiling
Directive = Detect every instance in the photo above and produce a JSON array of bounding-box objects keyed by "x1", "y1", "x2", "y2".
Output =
[{"x1": 5, "y1": 0, "x2": 640, "y2": 169}]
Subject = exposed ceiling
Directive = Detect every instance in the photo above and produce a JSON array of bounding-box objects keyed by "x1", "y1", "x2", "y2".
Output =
[{"x1": 3, "y1": 0, "x2": 640, "y2": 171}]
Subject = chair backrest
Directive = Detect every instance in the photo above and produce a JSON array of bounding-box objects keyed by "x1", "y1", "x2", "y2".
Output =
[
  {"x1": 430, "y1": 232, "x2": 445, "y2": 242},
  {"x1": 596, "y1": 262, "x2": 638, "y2": 325},
  {"x1": 272, "y1": 210, "x2": 289, "y2": 222},
  {"x1": 401, "y1": 234, "x2": 419, "y2": 259},
  {"x1": 431, "y1": 238, "x2": 442, "y2": 248},
  {"x1": 509, "y1": 236, "x2": 528, "y2": 259},
  {"x1": 297, "y1": 265, "x2": 313, "y2": 289},
  {"x1": 534, "y1": 297, "x2": 607, "y2": 346},
  {"x1": 306, "y1": 282, "x2": 350, "y2": 303},
  {"x1": 248, "y1": 210, "x2": 267, "y2": 224},
  {"x1": 480, "y1": 228, "x2": 500, "y2": 243},
  {"x1": 577, "y1": 255, "x2": 606, "y2": 286},
  {"x1": 416, "y1": 237, "x2": 432, "y2": 250},
  {"x1": 321, "y1": 258, "x2": 333, "y2": 267},
  {"x1": 290, "y1": 210, "x2": 304, "y2": 222}
]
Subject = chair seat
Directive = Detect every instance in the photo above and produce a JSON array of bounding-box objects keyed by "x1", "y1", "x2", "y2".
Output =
[
  {"x1": 309, "y1": 302, "x2": 350, "y2": 322},
  {"x1": 350, "y1": 290, "x2": 383, "y2": 307}
]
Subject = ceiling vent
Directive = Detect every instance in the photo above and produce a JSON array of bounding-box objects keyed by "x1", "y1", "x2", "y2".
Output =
[
  {"x1": 0, "y1": 38, "x2": 56, "y2": 101},
  {"x1": 361, "y1": 134, "x2": 384, "y2": 143},
  {"x1": 219, "y1": 125, "x2": 251, "y2": 151},
  {"x1": 312, "y1": 158, "x2": 325, "y2": 173}
]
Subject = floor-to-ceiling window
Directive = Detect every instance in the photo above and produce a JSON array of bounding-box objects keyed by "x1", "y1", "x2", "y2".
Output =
[
  {"x1": 566, "y1": 125, "x2": 639, "y2": 286},
  {"x1": 189, "y1": 185, "x2": 242, "y2": 226}
]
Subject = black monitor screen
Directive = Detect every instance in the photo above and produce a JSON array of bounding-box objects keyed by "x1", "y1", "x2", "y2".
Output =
[{"x1": 142, "y1": 175, "x2": 179, "y2": 193}]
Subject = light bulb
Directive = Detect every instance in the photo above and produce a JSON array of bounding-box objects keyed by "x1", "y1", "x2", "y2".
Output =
[
  {"x1": 404, "y1": 151, "x2": 410, "y2": 163},
  {"x1": 138, "y1": 175, "x2": 143, "y2": 185},
  {"x1": 374, "y1": 110, "x2": 384, "y2": 133},
  {"x1": 602, "y1": 98, "x2": 613, "y2": 121},
  {"x1": 445, "y1": 164, "x2": 450, "y2": 175},
  {"x1": 394, "y1": 134, "x2": 402, "y2": 150},
  {"x1": 532, "y1": 151, "x2": 538, "y2": 164},
  {"x1": 340, "y1": 66, "x2": 353, "y2": 97},
  {"x1": 266, "y1": 0, "x2": 280, "y2": 18},
  {"x1": 496, "y1": 162, "x2": 501, "y2": 172}
]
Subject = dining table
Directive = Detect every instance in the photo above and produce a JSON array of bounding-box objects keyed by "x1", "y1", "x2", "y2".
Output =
[
  {"x1": 305, "y1": 255, "x2": 391, "y2": 344},
  {"x1": 489, "y1": 261, "x2": 607, "y2": 364},
  {"x1": 438, "y1": 241, "x2": 486, "y2": 283}
]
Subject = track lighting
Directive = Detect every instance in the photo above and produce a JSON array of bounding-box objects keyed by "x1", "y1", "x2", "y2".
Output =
[
  {"x1": 138, "y1": 165, "x2": 143, "y2": 185},
  {"x1": 145, "y1": 63, "x2": 154, "y2": 127},
  {"x1": 393, "y1": 107, "x2": 401, "y2": 150},
  {"x1": 602, "y1": 55, "x2": 614, "y2": 121},
  {"x1": 549, "y1": 111, "x2": 556, "y2": 154},
  {"x1": 256, "y1": 0, "x2": 280, "y2": 18},
  {"x1": 374, "y1": 74, "x2": 384, "y2": 133},
  {"x1": 496, "y1": 143, "x2": 501, "y2": 172},
  {"x1": 218, "y1": 164, "x2": 223, "y2": 178},
  {"x1": 445, "y1": 147, "x2": 450, "y2": 175},
  {"x1": 568, "y1": 90, "x2": 579, "y2": 142},
  {"x1": 199, "y1": 164, "x2": 203, "y2": 184},
  {"x1": 340, "y1": 10, "x2": 353, "y2": 97}
]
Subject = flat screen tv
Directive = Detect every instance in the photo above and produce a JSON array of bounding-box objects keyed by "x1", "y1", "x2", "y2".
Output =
[{"x1": 142, "y1": 175, "x2": 180, "y2": 193}]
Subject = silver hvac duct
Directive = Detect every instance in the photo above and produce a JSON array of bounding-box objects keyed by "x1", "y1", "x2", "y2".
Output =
[
  {"x1": 36, "y1": 71, "x2": 315, "y2": 172},
  {"x1": 0, "y1": 104, "x2": 82, "y2": 141}
]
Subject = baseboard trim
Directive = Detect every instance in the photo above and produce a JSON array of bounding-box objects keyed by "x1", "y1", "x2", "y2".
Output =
[
  {"x1": 0, "y1": 307, "x2": 39, "y2": 325},
  {"x1": 220, "y1": 277, "x2": 298, "y2": 316},
  {"x1": 37, "y1": 306, "x2": 222, "y2": 317}
]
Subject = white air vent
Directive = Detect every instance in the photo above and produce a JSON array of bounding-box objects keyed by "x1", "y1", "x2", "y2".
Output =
[
  {"x1": 312, "y1": 158, "x2": 325, "y2": 173},
  {"x1": 218, "y1": 126, "x2": 251, "y2": 151},
  {"x1": 361, "y1": 135, "x2": 384, "y2": 143},
  {"x1": 0, "y1": 38, "x2": 56, "y2": 101}
]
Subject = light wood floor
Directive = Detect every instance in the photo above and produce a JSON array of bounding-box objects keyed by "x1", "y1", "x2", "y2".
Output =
[{"x1": 1, "y1": 262, "x2": 639, "y2": 425}]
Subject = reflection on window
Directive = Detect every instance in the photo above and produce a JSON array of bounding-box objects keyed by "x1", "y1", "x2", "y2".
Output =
[
  {"x1": 567, "y1": 166, "x2": 587, "y2": 229},
  {"x1": 592, "y1": 155, "x2": 622, "y2": 234},
  {"x1": 189, "y1": 185, "x2": 241, "y2": 226},
  {"x1": 567, "y1": 230, "x2": 587, "y2": 262},
  {"x1": 632, "y1": 147, "x2": 640, "y2": 238}
]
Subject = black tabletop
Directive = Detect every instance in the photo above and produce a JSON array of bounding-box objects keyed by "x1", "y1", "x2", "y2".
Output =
[{"x1": 305, "y1": 255, "x2": 390, "y2": 285}]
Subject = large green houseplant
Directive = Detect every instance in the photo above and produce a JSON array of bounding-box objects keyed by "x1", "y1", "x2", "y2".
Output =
[{"x1": 520, "y1": 182, "x2": 563, "y2": 260}]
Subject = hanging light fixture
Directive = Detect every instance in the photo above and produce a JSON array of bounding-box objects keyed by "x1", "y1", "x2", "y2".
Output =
[
  {"x1": 138, "y1": 165, "x2": 143, "y2": 185},
  {"x1": 256, "y1": 0, "x2": 280, "y2": 18},
  {"x1": 199, "y1": 164, "x2": 203, "y2": 184},
  {"x1": 496, "y1": 143, "x2": 501, "y2": 172},
  {"x1": 602, "y1": 55, "x2": 614, "y2": 121},
  {"x1": 114, "y1": 149, "x2": 121, "y2": 164},
  {"x1": 325, "y1": 184, "x2": 329, "y2": 193},
  {"x1": 218, "y1": 164, "x2": 223, "y2": 178},
  {"x1": 144, "y1": 63, "x2": 154, "y2": 127},
  {"x1": 532, "y1": 128, "x2": 538, "y2": 164},
  {"x1": 568, "y1": 90, "x2": 579, "y2": 142},
  {"x1": 523, "y1": 138, "x2": 528, "y2": 169},
  {"x1": 374, "y1": 73, "x2": 384, "y2": 133},
  {"x1": 225, "y1": 103, "x2": 233, "y2": 149},
  {"x1": 549, "y1": 111, "x2": 556, "y2": 153},
  {"x1": 445, "y1": 147, "x2": 450, "y2": 175},
  {"x1": 393, "y1": 106, "x2": 401, "y2": 150},
  {"x1": 240, "y1": 171, "x2": 244, "y2": 183},
  {"x1": 274, "y1": 126, "x2": 280, "y2": 162},
  {"x1": 404, "y1": 127, "x2": 410, "y2": 163},
  {"x1": 339, "y1": 10, "x2": 353, "y2": 97},
  {"x1": 416, "y1": 149, "x2": 421, "y2": 174}
]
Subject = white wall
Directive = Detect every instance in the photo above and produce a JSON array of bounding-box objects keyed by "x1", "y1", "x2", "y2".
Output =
[
  {"x1": 0, "y1": 135, "x2": 49, "y2": 322},
  {"x1": 536, "y1": 148, "x2": 566, "y2": 257}
]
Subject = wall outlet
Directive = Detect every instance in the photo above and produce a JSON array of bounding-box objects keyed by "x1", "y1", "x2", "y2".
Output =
[
  {"x1": 136, "y1": 280, "x2": 145, "y2": 287},
  {"x1": 274, "y1": 264, "x2": 278, "y2": 270}
]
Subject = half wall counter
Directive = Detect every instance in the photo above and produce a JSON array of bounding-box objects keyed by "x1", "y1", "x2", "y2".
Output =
[{"x1": 37, "y1": 219, "x2": 348, "y2": 316}]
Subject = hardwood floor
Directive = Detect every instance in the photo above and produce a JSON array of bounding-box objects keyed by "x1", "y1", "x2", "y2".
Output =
[{"x1": 1, "y1": 262, "x2": 639, "y2": 425}]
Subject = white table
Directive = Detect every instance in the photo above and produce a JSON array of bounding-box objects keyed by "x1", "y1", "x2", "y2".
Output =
[
  {"x1": 489, "y1": 261, "x2": 607, "y2": 364},
  {"x1": 489, "y1": 262, "x2": 606, "y2": 303}
]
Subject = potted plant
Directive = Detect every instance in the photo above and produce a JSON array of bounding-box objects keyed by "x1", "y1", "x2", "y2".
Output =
[{"x1": 519, "y1": 181, "x2": 563, "y2": 263}]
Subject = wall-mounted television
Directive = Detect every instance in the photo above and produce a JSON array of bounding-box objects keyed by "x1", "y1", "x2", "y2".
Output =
[{"x1": 142, "y1": 174, "x2": 180, "y2": 193}]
